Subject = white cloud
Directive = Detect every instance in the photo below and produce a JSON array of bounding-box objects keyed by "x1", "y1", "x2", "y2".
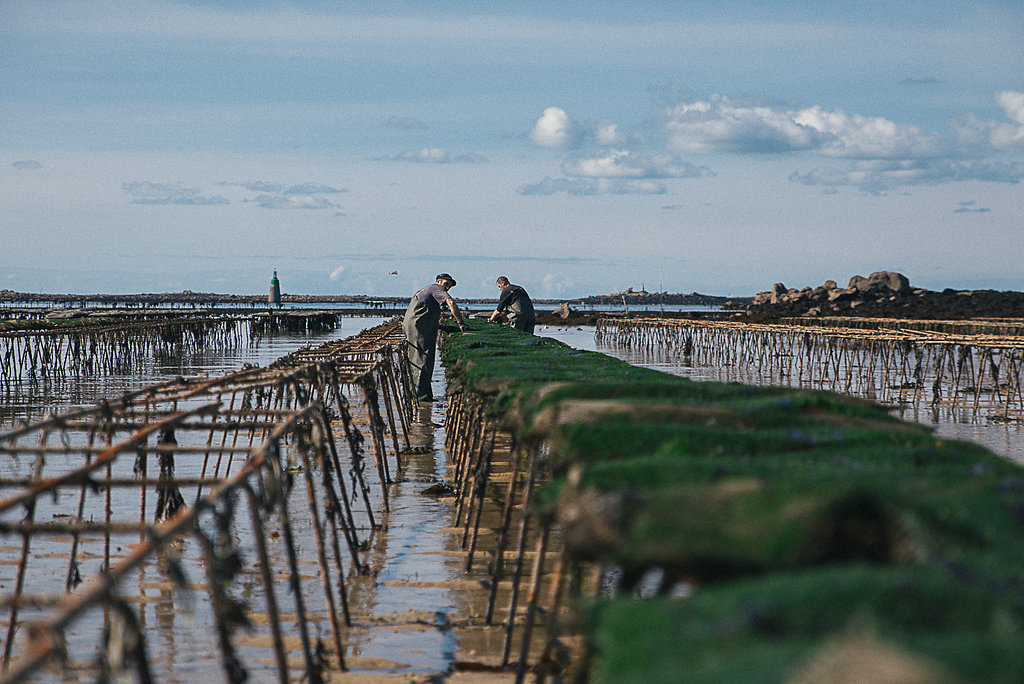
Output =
[
  {"x1": 218, "y1": 181, "x2": 285, "y2": 192},
  {"x1": 539, "y1": 272, "x2": 571, "y2": 297},
  {"x1": 793, "y1": 106, "x2": 944, "y2": 158},
  {"x1": 122, "y1": 181, "x2": 228, "y2": 205},
  {"x1": 594, "y1": 120, "x2": 644, "y2": 146},
  {"x1": 329, "y1": 265, "x2": 346, "y2": 281},
  {"x1": 250, "y1": 194, "x2": 341, "y2": 210},
  {"x1": 666, "y1": 90, "x2": 1024, "y2": 161},
  {"x1": 527, "y1": 109, "x2": 644, "y2": 151},
  {"x1": 523, "y1": 113, "x2": 710, "y2": 195},
  {"x1": 517, "y1": 177, "x2": 666, "y2": 196},
  {"x1": 524, "y1": 92, "x2": 1024, "y2": 196},
  {"x1": 664, "y1": 97, "x2": 827, "y2": 155},
  {"x1": 528, "y1": 107, "x2": 580, "y2": 150},
  {"x1": 952, "y1": 90, "x2": 1024, "y2": 152},
  {"x1": 281, "y1": 182, "x2": 345, "y2": 195},
  {"x1": 790, "y1": 159, "x2": 1024, "y2": 193},
  {"x1": 595, "y1": 121, "x2": 624, "y2": 146},
  {"x1": 561, "y1": 149, "x2": 713, "y2": 179},
  {"x1": 219, "y1": 180, "x2": 345, "y2": 193},
  {"x1": 997, "y1": 91, "x2": 1024, "y2": 126},
  {"x1": 383, "y1": 147, "x2": 487, "y2": 163},
  {"x1": 216, "y1": 180, "x2": 346, "y2": 209},
  {"x1": 664, "y1": 95, "x2": 943, "y2": 158},
  {"x1": 657, "y1": 90, "x2": 1024, "y2": 191}
]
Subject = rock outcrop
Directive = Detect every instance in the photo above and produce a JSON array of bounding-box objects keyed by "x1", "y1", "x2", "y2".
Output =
[
  {"x1": 745, "y1": 272, "x2": 1024, "y2": 320},
  {"x1": 553, "y1": 302, "x2": 574, "y2": 320}
]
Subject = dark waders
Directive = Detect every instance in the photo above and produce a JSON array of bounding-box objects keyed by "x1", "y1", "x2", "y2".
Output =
[
  {"x1": 506, "y1": 294, "x2": 536, "y2": 334},
  {"x1": 403, "y1": 294, "x2": 442, "y2": 402}
]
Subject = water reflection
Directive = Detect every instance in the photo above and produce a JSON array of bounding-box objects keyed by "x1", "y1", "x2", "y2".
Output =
[
  {"x1": 5, "y1": 315, "x2": 1019, "y2": 678},
  {"x1": 537, "y1": 324, "x2": 1024, "y2": 463},
  {"x1": 1, "y1": 314, "x2": 523, "y2": 678},
  {"x1": 0, "y1": 316, "x2": 391, "y2": 430}
]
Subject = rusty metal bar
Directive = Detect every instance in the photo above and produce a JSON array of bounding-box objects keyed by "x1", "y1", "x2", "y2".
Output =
[
  {"x1": 596, "y1": 316, "x2": 1024, "y2": 421},
  {"x1": 516, "y1": 520, "x2": 551, "y2": 683},
  {"x1": 0, "y1": 318, "x2": 411, "y2": 682},
  {"x1": 502, "y1": 443, "x2": 540, "y2": 667}
]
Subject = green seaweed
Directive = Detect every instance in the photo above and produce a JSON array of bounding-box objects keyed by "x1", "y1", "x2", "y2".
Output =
[
  {"x1": 442, "y1": 320, "x2": 1024, "y2": 683},
  {"x1": 585, "y1": 565, "x2": 1024, "y2": 683}
]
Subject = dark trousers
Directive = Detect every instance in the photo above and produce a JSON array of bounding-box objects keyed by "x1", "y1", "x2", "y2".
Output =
[{"x1": 403, "y1": 296, "x2": 440, "y2": 401}]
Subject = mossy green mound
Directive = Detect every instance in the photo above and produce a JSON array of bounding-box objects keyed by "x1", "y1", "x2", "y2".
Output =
[
  {"x1": 442, "y1": 321, "x2": 1024, "y2": 682},
  {"x1": 586, "y1": 565, "x2": 1024, "y2": 683}
]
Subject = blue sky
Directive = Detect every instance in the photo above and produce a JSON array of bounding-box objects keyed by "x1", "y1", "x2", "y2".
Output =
[{"x1": 2, "y1": 1, "x2": 1023, "y2": 299}]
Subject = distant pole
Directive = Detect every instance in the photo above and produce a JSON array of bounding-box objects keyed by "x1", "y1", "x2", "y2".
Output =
[
  {"x1": 660, "y1": 269, "x2": 664, "y2": 310},
  {"x1": 269, "y1": 270, "x2": 281, "y2": 308}
]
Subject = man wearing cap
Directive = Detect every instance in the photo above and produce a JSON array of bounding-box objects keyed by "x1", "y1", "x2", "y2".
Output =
[
  {"x1": 488, "y1": 276, "x2": 536, "y2": 334},
  {"x1": 403, "y1": 273, "x2": 467, "y2": 403}
]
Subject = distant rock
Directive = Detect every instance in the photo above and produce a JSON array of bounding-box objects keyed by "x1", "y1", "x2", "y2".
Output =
[
  {"x1": 848, "y1": 271, "x2": 911, "y2": 295},
  {"x1": 744, "y1": 271, "x2": 1024, "y2": 320},
  {"x1": 577, "y1": 291, "x2": 744, "y2": 307},
  {"x1": 771, "y1": 283, "x2": 788, "y2": 304}
]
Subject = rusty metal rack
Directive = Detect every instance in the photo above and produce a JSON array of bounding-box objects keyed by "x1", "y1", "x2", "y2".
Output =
[
  {"x1": 596, "y1": 317, "x2": 1024, "y2": 421},
  {"x1": 441, "y1": 392, "x2": 569, "y2": 681},
  {"x1": 0, "y1": 318, "x2": 412, "y2": 683},
  {"x1": 0, "y1": 312, "x2": 346, "y2": 389}
]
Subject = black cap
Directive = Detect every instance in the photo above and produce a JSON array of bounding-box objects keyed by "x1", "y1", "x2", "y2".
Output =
[{"x1": 436, "y1": 273, "x2": 456, "y2": 286}]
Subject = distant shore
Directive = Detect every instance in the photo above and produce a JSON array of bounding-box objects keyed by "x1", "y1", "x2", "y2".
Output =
[
  {"x1": 5, "y1": 274, "x2": 1023, "y2": 323},
  {"x1": 0, "y1": 288, "x2": 748, "y2": 309}
]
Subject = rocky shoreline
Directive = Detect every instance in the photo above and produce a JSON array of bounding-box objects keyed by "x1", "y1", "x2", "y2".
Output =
[
  {"x1": 5, "y1": 271, "x2": 1023, "y2": 324},
  {"x1": 533, "y1": 272, "x2": 1024, "y2": 326},
  {"x1": 741, "y1": 271, "x2": 1024, "y2": 321}
]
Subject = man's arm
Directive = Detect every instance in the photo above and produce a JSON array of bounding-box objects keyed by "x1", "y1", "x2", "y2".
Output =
[
  {"x1": 447, "y1": 298, "x2": 467, "y2": 329},
  {"x1": 489, "y1": 288, "x2": 513, "y2": 321}
]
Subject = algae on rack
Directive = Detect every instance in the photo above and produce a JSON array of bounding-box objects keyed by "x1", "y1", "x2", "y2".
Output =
[{"x1": 442, "y1": 319, "x2": 1024, "y2": 683}]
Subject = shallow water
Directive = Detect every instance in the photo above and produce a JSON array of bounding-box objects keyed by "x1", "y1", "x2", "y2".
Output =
[
  {"x1": 3, "y1": 317, "x2": 1021, "y2": 680},
  {"x1": 0, "y1": 316, "x2": 392, "y2": 429},
  {"x1": 537, "y1": 323, "x2": 1024, "y2": 464},
  {"x1": 7, "y1": 317, "x2": 1015, "y2": 475},
  {"x1": 0, "y1": 315, "x2": 541, "y2": 680}
]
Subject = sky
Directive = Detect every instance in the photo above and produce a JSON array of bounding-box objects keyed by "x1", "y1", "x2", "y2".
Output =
[{"x1": 2, "y1": 1, "x2": 1023, "y2": 300}]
